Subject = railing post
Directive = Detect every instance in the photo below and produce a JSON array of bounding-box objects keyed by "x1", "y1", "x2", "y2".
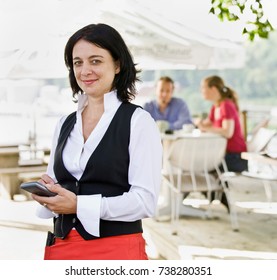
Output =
[{"x1": 241, "y1": 110, "x2": 248, "y2": 141}]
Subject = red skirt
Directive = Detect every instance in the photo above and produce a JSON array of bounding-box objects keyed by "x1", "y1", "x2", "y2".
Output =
[{"x1": 44, "y1": 230, "x2": 148, "y2": 260}]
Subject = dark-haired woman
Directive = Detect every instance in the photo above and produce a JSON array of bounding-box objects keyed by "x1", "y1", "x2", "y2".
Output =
[{"x1": 31, "y1": 23, "x2": 162, "y2": 260}]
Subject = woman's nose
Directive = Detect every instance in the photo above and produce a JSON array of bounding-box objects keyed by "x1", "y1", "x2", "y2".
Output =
[{"x1": 80, "y1": 62, "x2": 92, "y2": 75}]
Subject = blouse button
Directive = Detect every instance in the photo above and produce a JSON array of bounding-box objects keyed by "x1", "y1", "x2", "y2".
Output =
[{"x1": 72, "y1": 218, "x2": 76, "y2": 224}]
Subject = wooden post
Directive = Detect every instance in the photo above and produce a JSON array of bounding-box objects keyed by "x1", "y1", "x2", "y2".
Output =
[
  {"x1": 241, "y1": 110, "x2": 248, "y2": 141},
  {"x1": 0, "y1": 147, "x2": 20, "y2": 199}
]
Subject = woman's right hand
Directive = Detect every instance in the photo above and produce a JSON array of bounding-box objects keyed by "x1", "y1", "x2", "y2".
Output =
[{"x1": 32, "y1": 183, "x2": 77, "y2": 215}]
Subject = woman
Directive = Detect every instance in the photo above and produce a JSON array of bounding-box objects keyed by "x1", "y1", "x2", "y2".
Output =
[
  {"x1": 31, "y1": 23, "x2": 162, "y2": 260},
  {"x1": 198, "y1": 75, "x2": 247, "y2": 172}
]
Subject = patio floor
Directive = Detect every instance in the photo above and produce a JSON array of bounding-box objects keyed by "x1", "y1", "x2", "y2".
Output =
[
  {"x1": 0, "y1": 176, "x2": 276, "y2": 260},
  {"x1": 144, "y1": 176, "x2": 277, "y2": 260}
]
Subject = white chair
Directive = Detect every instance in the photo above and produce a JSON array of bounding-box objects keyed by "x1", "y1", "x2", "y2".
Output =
[
  {"x1": 221, "y1": 128, "x2": 277, "y2": 221},
  {"x1": 162, "y1": 136, "x2": 238, "y2": 234},
  {"x1": 247, "y1": 127, "x2": 276, "y2": 153},
  {"x1": 247, "y1": 128, "x2": 277, "y2": 201}
]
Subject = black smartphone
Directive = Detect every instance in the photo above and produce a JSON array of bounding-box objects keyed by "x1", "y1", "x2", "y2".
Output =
[{"x1": 20, "y1": 181, "x2": 57, "y2": 197}]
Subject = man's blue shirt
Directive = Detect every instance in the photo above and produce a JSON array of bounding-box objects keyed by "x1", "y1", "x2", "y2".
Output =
[{"x1": 143, "y1": 97, "x2": 193, "y2": 130}]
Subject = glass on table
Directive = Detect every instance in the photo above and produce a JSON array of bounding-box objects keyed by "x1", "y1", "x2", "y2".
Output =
[{"x1": 156, "y1": 120, "x2": 169, "y2": 133}]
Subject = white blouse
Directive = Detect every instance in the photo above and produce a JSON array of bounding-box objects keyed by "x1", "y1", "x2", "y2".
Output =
[{"x1": 37, "y1": 91, "x2": 163, "y2": 237}]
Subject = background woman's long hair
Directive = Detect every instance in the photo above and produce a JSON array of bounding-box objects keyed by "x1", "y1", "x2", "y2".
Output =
[{"x1": 205, "y1": 75, "x2": 239, "y2": 111}]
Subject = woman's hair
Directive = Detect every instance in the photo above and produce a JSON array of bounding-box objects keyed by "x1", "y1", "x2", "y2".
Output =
[
  {"x1": 204, "y1": 75, "x2": 239, "y2": 110},
  {"x1": 64, "y1": 23, "x2": 140, "y2": 102}
]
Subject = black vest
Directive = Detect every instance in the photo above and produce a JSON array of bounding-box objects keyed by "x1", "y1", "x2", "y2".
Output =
[{"x1": 53, "y1": 102, "x2": 142, "y2": 240}]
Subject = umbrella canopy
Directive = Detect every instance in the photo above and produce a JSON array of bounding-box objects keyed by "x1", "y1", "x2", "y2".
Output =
[{"x1": 0, "y1": 0, "x2": 245, "y2": 79}]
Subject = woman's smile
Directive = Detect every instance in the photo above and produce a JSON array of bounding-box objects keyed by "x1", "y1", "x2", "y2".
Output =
[
  {"x1": 72, "y1": 39, "x2": 120, "y2": 96},
  {"x1": 81, "y1": 79, "x2": 97, "y2": 86}
]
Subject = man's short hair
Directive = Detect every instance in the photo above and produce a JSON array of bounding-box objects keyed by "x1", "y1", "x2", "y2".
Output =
[{"x1": 158, "y1": 76, "x2": 174, "y2": 85}]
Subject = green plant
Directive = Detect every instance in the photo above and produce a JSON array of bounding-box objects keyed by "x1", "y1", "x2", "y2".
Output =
[{"x1": 209, "y1": 0, "x2": 274, "y2": 41}]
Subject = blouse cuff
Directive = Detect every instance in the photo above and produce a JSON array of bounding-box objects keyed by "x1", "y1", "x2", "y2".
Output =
[
  {"x1": 36, "y1": 204, "x2": 57, "y2": 219},
  {"x1": 77, "y1": 194, "x2": 102, "y2": 237}
]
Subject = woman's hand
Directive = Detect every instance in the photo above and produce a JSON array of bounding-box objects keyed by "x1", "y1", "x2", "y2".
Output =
[
  {"x1": 196, "y1": 120, "x2": 205, "y2": 131},
  {"x1": 194, "y1": 117, "x2": 202, "y2": 128},
  {"x1": 196, "y1": 118, "x2": 210, "y2": 132},
  {"x1": 197, "y1": 119, "x2": 235, "y2": 138},
  {"x1": 38, "y1": 174, "x2": 56, "y2": 185},
  {"x1": 32, "y1": 183, "x2": 77, "y2": 215}
]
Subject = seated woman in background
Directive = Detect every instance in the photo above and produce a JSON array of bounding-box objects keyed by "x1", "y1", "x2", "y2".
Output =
[{"x1": 197, "y1": 75, "x2": 248, "y2": 173}]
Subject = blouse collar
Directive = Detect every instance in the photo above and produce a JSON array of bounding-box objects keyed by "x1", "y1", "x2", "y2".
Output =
[{"x1": 77, "y1": 90, "x2": 121, "y2": 113}]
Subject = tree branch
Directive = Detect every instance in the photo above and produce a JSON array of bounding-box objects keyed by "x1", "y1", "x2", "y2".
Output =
[{"x1": 209, "y1": 0, "x2": 274, "y2": 41}]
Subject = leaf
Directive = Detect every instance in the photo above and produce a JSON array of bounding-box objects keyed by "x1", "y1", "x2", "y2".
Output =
[
  {"x1": 242, "y1": 28, "x2": 248, "y2": 34},
  {"x1": 210, "y1": 0, "x2": 275, "y2": 42},
  {"x1": 209, "y1": 7, "x2": 215, "y2": 14}
]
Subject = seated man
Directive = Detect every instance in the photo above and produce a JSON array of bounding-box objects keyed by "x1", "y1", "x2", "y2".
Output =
[{"x1": 143, "y1": 76, "x2": 193, "y2": 130}]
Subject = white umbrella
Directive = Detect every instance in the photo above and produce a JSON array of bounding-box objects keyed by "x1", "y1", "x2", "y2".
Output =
[{"x1": 0, "y1": 0, "x2": 245, "y2": 79}]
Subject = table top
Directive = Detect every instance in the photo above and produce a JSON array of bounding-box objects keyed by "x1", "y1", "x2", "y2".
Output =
[
  {"x1": 0, "y1": 165, "x2": 47, "y2": 174},
  {"x1": 241, "y1": 152, "x2": 277, "y2": 166},
  {"x1": 161, "y1": 129, "x2": 223, "y2": 140},
  {"x1": 0, "y1": 147, "x2": 19, "y2": 155}
]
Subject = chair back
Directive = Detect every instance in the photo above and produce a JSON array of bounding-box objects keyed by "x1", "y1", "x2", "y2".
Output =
[
  {"x1": 247, "y1": 127, "x2": 276, "y2": 153},
  {"x1": 166, "y1": 136, "x2": 227, "y2": 173},
  {"x1": 162, "y1": 135, "x2": 238, "y2": 231},
  {"x1": 164, "y1": 136, "x2": 227, "y2": 193}
]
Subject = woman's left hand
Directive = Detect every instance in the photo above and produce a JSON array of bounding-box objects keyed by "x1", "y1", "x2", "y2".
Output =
[
  {"x1": 32, "y1": 184, "x2": 77, "y2": 214},
  {"x1": 197, "y1": 120, "x2": 208, "y2": 132}
]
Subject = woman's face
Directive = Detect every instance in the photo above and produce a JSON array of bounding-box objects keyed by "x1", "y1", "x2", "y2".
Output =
[
  {"x1": 72, "y1": 39, "x2": 120, "y2": 97},
  {"x1": 200, "y1": 80, "x2": 220, "y2": 103}
]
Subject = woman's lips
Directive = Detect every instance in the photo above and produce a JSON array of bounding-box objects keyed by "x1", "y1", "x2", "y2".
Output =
[{"x1": 82, "y1": 79, "x2": 96, "y2": 85}]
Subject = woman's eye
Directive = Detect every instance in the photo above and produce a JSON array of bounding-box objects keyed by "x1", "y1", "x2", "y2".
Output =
[
  {"x1": 91, "y1": 59, "x2": 100, "y2": 65},
  {"x1": 73, "y1": 61, "x2": 82, "y2": 66}
]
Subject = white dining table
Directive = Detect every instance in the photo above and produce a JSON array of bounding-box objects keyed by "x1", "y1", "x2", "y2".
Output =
[{"x1": 156, "y1": 129, "x2": 225, "y2": 220}]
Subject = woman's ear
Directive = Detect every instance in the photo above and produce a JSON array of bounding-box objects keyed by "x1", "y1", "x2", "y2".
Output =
[{"x1": 115, "y1": 60, "x2": 120, "y2": 74}]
